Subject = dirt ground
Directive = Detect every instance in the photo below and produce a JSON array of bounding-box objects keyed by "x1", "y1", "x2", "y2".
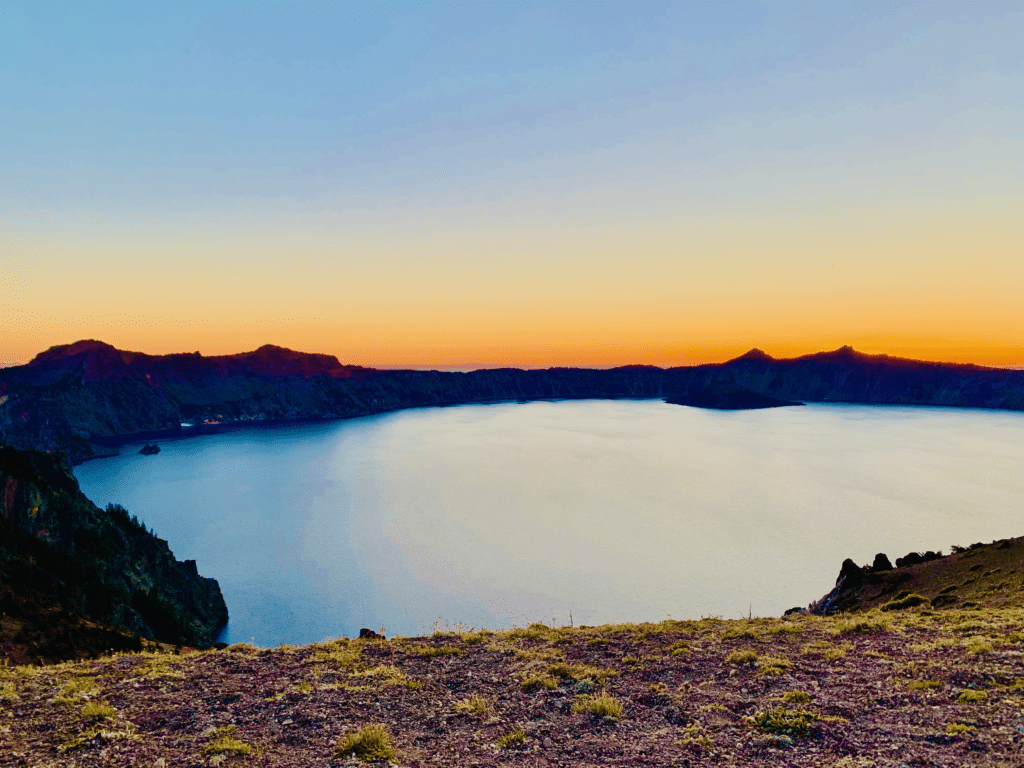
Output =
[{"x1": 2, "y1": 607, "x2": 1023, "y2": 767}]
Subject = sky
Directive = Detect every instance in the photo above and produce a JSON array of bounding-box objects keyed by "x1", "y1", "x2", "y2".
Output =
[{"x1": 1, "y1": 1, "x2": 1021, "y2": 370}]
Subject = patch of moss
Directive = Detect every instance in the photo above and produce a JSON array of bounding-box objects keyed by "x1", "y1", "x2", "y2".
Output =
[{"x1": 957, "y1": 689, "x2": 988, "y2": 703}]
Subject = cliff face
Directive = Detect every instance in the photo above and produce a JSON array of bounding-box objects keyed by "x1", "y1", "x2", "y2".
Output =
[
  {"x1": 1, "y1": 341, "x2": 1022, "y2": 463},
  {"x1": 0, "y1": 445, "x2": 228, "y2": 659}
]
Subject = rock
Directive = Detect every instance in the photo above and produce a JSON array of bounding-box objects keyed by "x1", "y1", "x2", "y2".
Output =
[
  {"x1": 837, "y1": 558, "x2": 864, "y2": 589},
  {"x1": 359, "y1": 628, "x2": 384, "y2": 640},
  {"x1": 871, "y1": 553, "x2": 893, "y2": 571}
]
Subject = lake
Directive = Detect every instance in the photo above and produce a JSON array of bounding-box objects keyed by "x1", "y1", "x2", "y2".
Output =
[{"x1": 73, "y1": 400, "x2": 1024, "y2": 646}]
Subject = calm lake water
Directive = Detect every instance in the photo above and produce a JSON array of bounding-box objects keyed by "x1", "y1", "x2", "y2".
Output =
[{"x1": 73, "y1": 400, "x2": 1024, "y2": 646}]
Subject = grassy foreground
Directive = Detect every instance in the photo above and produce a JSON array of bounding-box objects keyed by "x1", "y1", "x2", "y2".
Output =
[{"x1": 2, "y1": 606, "x2": 1023, "y2": 767}]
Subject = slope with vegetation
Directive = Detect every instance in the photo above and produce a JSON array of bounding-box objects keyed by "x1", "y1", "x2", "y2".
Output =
[{"x1": 0, "y1": 445, "x2": 228, "y2": 664}]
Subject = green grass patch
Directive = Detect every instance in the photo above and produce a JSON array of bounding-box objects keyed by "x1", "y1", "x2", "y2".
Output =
[
  {"x1": 965, "y1": 637, "x2": 995, "y2": 655},
  {"x1": 668, "y1": 640, "x2": 692, "y2": 656},
  {"x1": 957, "y1": 689, "x2": 988, "y2": 703},
  {"x1": 200, "y1": 726, "x2": 253, "y2": 757},
  {"x1": 497, "y1": 728, "x2": 527, "y2": 749},
  {"x1": 520, "y1": 673, "x2": 558, "y2": 691},
  {"x1": 746, "y1": 706, "x2": 844, "y2": 737},
  {"x1": 725, "y1": 649, "x2": 758, "y2": 665},
  {"x1": 335, "y1": 725, "x2": 397, "y2": 762},
  {"x1": 453, "y1": 694, "x2": 488, "y2": 714},
  {"x1": 547, "y1": 662, "x2": 618, "y2": 684},
  {"x1": 413, "y1": 645, "x2": 461, "y2": 658},
  {"x1": 572, "y1": 692, "x2": 624, "y2": 720},
  {"x1": 907, "y1": 680, "x2": 943, "y2": 691},
  {"x1": 881, "y1": 593, "x2": 931, "y2": 612},
  {"x1": 756, "y1": 656, "x2": 791, "y2": 676},
  {"x1": 781, "y1": 690, "x2": 812, "y2": 704},
  {"x1": 81, "y1": 701, "x2": 118, "y2": 720}
]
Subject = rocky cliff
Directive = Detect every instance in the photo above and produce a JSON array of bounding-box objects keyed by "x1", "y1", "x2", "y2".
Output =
[
  {"x1": 0, "y1": 445, "x2": 228, "y2": 661},
  {"x1": 1, "y1": 340, "x2": 1022, "y2": 463}
]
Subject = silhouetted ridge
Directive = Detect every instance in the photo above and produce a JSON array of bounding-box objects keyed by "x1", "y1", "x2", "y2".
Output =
[
  {"x1": 2, "y1": 340, "x2": 1022, "y2": 463},
  {"x1": 728, "y1": 348, "x2": 774, "y2": 363}
]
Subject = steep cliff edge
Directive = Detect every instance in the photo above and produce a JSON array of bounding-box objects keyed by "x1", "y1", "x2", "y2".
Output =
[
  {"x1": 0, "y1": 445, "x2": 228, "y2": 662},
  {"x1": 1, "y1": 340, "x2": 1022, "y2": 464}
]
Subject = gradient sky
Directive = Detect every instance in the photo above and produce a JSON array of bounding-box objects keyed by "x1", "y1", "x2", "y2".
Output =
[{"x1": 2, "y1": 1, "x2": 1021, "y2": 369}]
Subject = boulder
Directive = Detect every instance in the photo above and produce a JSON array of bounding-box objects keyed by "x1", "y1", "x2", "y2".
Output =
[{"x1": 871, "y1": 553, "x2": 893, "y2": 572}]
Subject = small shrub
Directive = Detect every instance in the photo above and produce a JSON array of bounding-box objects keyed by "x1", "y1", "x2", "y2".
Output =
[
  {"x1": 81, "y1": 702, "x2": 118, "y2": 720},
  {"x1": 881, "y1": 593, "x2": 930, "y2": 612},
  {"x1": 781, "y1": 690, "x2": 811, "y2": 704},
  {"x1": 586, "y1": 637, "x2": 610, "y2": 646},
  {"x1": 957, "y1": 689, "x2": 988, "y2": 703},
  {"x1": 497, "y1": 728, "x2": 527, "y2": 749},
  {"x1": 200, "y1": 726, "x2": 253, "y2": 757},
  {"x1": 454, "y1": 695, "x2": 488, "y2": 714},
  {"x1": 334, "y1": 725, "x2": 397, "y2": 762},
  {"x1": 725, "y1": 649, "x2": 758, "y2": 665},
  {"x1": 0, "y1": 681, "x2": 17, "y2": 702},
  {"x1": 945, "y1": 722, "x2": 974, "y2": 735},
  {"x1": 461, "y1": 632, "x2": 485, "y2": 645},
  {"x1": 572, "y1": 692, "x2": 624, "y2": 720}
]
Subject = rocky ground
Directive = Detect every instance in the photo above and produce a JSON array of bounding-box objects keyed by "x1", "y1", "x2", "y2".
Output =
[{"x1": 2, "y1": 606, "x2": 1023, "y2": 767}]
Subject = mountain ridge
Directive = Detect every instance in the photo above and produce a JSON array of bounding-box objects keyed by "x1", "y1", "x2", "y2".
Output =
[{"x1": 2, "y1": 341, "x2": 1022, "y2": 464}]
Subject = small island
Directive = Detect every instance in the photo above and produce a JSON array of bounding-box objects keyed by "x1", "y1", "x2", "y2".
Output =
[
  {"x1": 138, "y1": 444, "x2": 161, "y2": 455},
  {"x1": 665, "y1": 381, "x2": 804, "y2": 410}
]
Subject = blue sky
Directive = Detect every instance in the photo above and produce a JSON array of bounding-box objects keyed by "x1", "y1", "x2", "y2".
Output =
[{"x1": 2, "y1": 1, "x2": 1021, "y2": 367}]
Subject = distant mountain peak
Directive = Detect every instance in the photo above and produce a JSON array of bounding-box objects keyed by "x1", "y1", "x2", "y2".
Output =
[
  {"x1": 27, "y1": 339, "x2": 121, "y2": 366},
  {"x1": 730, "y1": 348, "x2": 774, "y2": 363}
]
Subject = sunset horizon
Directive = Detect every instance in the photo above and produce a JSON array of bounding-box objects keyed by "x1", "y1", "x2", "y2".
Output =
[{"x1": 3, "y1": 2, "x2": 1020, "y2": 372}]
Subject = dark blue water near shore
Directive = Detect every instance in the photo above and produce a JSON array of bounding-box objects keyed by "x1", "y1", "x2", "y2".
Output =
[{"x1": 73, "y1": 401, "x2": 1024, "y2": 646}]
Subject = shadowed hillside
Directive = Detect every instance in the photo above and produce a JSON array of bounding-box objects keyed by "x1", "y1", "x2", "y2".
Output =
[{"x1": 0, "y1": 446, "x2": 228, "y2": 663}]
